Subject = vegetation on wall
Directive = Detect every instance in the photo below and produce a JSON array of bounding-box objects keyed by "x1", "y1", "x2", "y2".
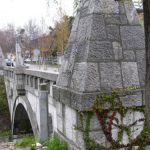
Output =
[
  {"x1": 0, "y1": 76, "x2": 9, "y2": 116},
  {"x1": 76, "y1": 88, "x2": 150, "y2": 150}
]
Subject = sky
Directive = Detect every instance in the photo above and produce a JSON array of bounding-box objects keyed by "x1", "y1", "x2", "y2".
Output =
[{"x1": 0, "y1": 0, "x2": 74, "y2": 29}]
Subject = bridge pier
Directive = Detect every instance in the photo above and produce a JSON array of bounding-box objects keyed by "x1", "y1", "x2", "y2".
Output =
[{"x1": 38, "y1": 83, "x2": 49, "y2": 141}]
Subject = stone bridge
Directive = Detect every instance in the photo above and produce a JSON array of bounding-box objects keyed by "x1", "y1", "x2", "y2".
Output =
[
  {"x1": 3, "y1": 0, "x2": 149, "y2": 149},
  {"x1": 4, "y1": 66, "x2": 58, "y2": 141}
]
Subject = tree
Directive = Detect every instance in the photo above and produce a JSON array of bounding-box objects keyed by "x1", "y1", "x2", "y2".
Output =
[
  {"x1": 55, "y1": 15, "x2": 69, "y2": 52},
  {"x1": 143, "y1": 0, "x2": 150, "y2": 133},
  {"x1": 24, "y1": 19, "x2": 40, "y2": 40},
  {"x1": 0, "y1": 24, "x2": 16, "y2": 55}
]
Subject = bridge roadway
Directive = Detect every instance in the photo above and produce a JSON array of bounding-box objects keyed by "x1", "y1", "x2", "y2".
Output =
[{"x1": 4, "y1": 65, "x2": 59, "y2": 141}]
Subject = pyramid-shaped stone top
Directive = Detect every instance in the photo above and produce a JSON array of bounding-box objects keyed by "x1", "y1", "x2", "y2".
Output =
[{"x1": 54, "y1": 0, "x2": 145, "y2": 110}]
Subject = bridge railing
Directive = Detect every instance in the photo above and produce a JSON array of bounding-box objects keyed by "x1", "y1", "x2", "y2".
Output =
[{"x1": 4, "y1": 67, "x2": 58, "y2": 98}]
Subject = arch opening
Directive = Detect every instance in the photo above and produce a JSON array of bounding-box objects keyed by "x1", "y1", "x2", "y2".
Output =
[{"x1": 13, "y1": 104, "x2": 33, "y2": 135}]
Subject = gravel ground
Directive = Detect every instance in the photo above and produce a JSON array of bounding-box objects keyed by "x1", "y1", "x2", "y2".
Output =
[{"x1": 0, "y1": 142, "x2": 30, "y2": 150}]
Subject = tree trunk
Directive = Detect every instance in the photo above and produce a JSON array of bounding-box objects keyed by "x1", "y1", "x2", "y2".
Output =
[{"x1": 143, "y1": 0, "x2": 150, "y2": 132}]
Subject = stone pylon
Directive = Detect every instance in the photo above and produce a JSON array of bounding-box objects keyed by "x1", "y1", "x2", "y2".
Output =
[
  {"x1": 54, "y1": 0, "x2": 145, "y2": 110},
  {"x1": 53, "y1": 1, "x2": 147, "y2": 148}
]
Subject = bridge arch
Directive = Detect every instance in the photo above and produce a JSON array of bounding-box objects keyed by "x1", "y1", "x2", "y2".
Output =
[
  {"x1": 12, "y1": 96, "x2": 39, "y2": 138},
  {"x1": 13, "y1": 103, "x2": 33, "y2": 134}
]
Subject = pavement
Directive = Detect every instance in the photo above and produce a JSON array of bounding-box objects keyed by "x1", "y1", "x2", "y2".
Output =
[
  {"x1": 0, "y1": 142, "x2": 30, "y2": 150},
  {"x1": 25, "y1": 64, "x2": 59, "y2": 74}
]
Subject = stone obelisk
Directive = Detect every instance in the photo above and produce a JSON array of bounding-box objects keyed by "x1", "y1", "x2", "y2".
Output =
[
  {"x1": 53, "y1": 0, "x2": 146, "y2": 149},
  {"x1": 16, "y1": 29, "x2": 25, "y2": 67},
  {"x1": 55, "y1": 0, "x2": 145, "y2": 109}
]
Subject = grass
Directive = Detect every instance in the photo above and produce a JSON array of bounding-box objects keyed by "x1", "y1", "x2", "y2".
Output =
[
  {"x1": 14, "y1": 136, "x2": 68, "y2": 150},
  {"x1": 0, "y1": 130, "x2": 11, "y2": 137},
  {"x1": 46, "y1": 137, "x2": 68, "y2": 150},
  {"x1": 14, "y1": 136, "x2": 36, "y2": 148}
]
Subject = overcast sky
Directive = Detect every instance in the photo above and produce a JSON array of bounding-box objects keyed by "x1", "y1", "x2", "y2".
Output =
[{"x1": 0, "y1": 0, "x2": 74, "y2": 29}]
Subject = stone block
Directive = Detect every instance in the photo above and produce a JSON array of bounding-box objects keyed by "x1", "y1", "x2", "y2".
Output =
[
  {"x1": 76, "y1": 41, "x2": 89, "y2": 62},
  {"x1": 80, "y1": 8, "x2": 88, "y2": 18},
  {"x1": 90, "y1": 14, "x2": 107, "y2": 41},
  {"x1": 124, "y1": 1, "x2": 140, "y2": 25},
  {"x1": 76, "y1": 16, "x2": 91, "y2": 42},
  {"x1": 48, "y1": 96, "x2": 53, "y2": 105},
  {"x1": 84, "y1": 63, "x2": 100, "y2": 92},
  {"x1": 57, "y1": 116, "x2": 63, "y2": 133},
  {"x1": 57, "y1": 72, "x2": 71, "y2": 87},
  {"x1": 56, "y1": 102, "x2": 63, "y2": 117},
  {"x1": 52, "y1": 86, "x2": 60, "y2": 101},
  {"x1": 131, "y1": 125, "x2": 144, "y2": 140},
  {"x1": 121, "y1": 62, "x2": 140, "y2": 87},
  {"x1": 107, "y1": 25, "x2": 120, "y2": 41},
  {"x1": 120, "y1": 93, "x2": 143, "y2": 107},
  {"x1": 80, "y1": 0, "x2": 90, "y2": 9},
  {"x1": 76, "y1": 131, "x2": 86, "y2": 150},
  {"x1": 65, "y1": 105, "x2": 77, "y2": 124},
  {"x1": 136, "y1": 50, "x2": 146, "y2": 87},
  {"x1": 71, "y1": 11, "x2": 80, "y2": 32},
  {"x1": 70, "y1": 63, "x2": 87, "y2": 92},
  {"x1": 88, "y1": 41, "x2": 113, "y2": 61},
  {"x1": 68, "y1": 31, "x2": 77, "y2": 43},
  {"x1": 120, "y1": 26, "x2": 145, "y2": 50},
  {"x1": 89, "y1": 131, "x2": 106, "y2": 146},
  {"x1": 113, "y1": 42, "x2": 123, "y2": 60},
  {"x1": 112, "y1": 128, "x2": 119, "y2": 141},
  {"x1": 122, "y1": 131, "x2": 129, "y2": 145},
  {"x1": 133, "y1": 111, "x2": 145, "y2": 125},
  {"x1": 60, "y1": 88, "x2": 71, "y2": 106},
  {"x1": 71, "y1": 92, "x2": 98, "y2": 110},
  {"x1": 128, "y1": 111, "x2": 145, "y2": 140},
  {"x1": 70, "y1": 92, "x2": 82, "y2": 110},
  {"x1": 123, "y1": 50, "x2": 135, "y2": 61},
  {"x1": 67, "y1": 44, "x2": 78, "y2": 72},
  {"x1": 65, "y1": 119, "x2": 74, "y2": 140},
  {"x1": 123, "y1": 110, "x2": 134, "y2": 126},
  {"x1": 65, "y1": 106, "x2": 77, "y2": 142},
  {"x1": 64, "y1": 43, "x2": 74, "y2": 59},
  {"x1": 105, "y1": 14, "x2": 128, "y2": 25},
  {"x1": 100, "y1": 63, "x2": 123, "y2": 90},
  {"x1": 90, "y1": 114, "x2": 102, "y2": 131},
  {"x1": 88, "y1": 0, "x2": 119, "y2": 14}
]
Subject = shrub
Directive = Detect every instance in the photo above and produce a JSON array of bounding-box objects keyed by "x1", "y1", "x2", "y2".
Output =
[
  {"x1": 47, "y1": 137, "x2": 68, "y2": 150},
  {"x1": 15, "y1": 136, "x2": 35, "y2": 148}
]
